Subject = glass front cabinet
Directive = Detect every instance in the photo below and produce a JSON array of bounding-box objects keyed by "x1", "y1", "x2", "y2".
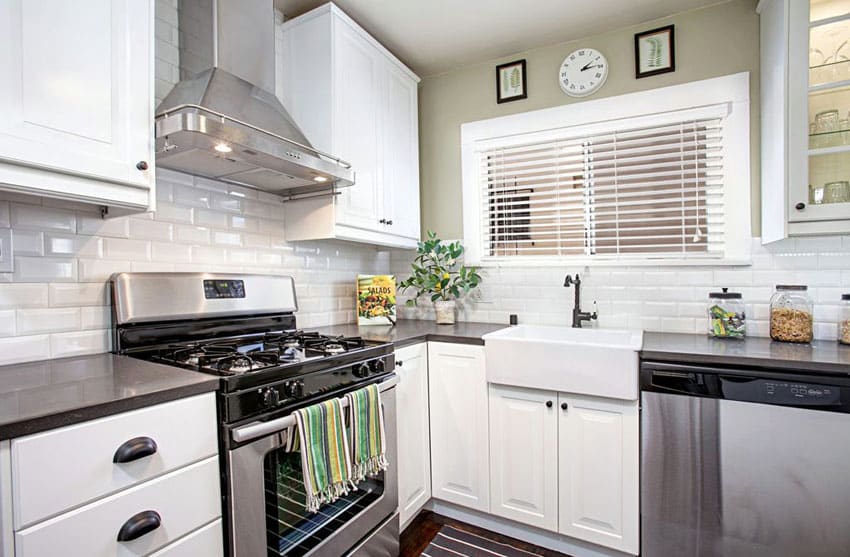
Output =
[{"x1": 760, "y1": 0, "x2": 850, "y2": 241}]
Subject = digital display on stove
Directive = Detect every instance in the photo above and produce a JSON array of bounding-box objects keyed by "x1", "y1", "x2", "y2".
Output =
[{"x1": 203, "y1": 279, "x2": 246, "y2": 299}]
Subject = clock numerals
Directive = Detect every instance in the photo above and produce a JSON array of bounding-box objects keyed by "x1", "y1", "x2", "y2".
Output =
[
  {"x1": 596, "y1": 72, "x2": 602, "y2": 78},
  {"x1": 559, "y1": 48, "x2": 608, "y2": 98}
]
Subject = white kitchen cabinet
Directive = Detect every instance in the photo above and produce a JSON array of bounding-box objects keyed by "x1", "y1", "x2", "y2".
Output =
[
  {"x1": 280, "y1": 3, "x2": 420, "y2": 249},
  {"x1": 428, "y1": 342, "x2": 489, "y2": 512},
  {"x1": 488, "y1": 385, "x2": 558, "y2": 532},
  {"x1": 558, "y1": 393, "x2": 639, "y2": 555},
  {"x1": 395, "y1": 343, "x2": 431, "y2": 528},
  {"x1": 0, "y1": 0, "x2": 155, "y2": 211},
  {"x1": 760, "y1": 0, "x2": 850, "y2": 240}
]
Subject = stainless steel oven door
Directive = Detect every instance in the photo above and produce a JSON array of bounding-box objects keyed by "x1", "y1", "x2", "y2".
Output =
[{"x1": 227, "y1": 375, "x2": 398, "y2": 557}]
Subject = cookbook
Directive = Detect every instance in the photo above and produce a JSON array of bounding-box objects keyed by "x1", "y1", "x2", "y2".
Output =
[{"x1": 357, "y1": 275, "x2": 396, "y2": 326}]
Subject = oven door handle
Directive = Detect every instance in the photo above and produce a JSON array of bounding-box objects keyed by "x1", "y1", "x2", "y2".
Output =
[{"x1": 231, "y1": 375, "x2": 399, "y2": 444}]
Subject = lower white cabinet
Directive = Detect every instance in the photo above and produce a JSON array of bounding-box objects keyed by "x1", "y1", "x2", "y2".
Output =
[
  {"x1": 395, "y1": 343, "x2": 431, "y2": 528},
  {"x1": 489, "y1": 385, "x2": 558, "y2": 531},
  {"x1": 428, "y1": 342, "x2": 489, "y2": 512},
  {"x1": 149, "y1": 519, "x2": 223, "y2": 557},
  {"x1": 558, "y1": 393, "x2": 639, "y2": 555}
]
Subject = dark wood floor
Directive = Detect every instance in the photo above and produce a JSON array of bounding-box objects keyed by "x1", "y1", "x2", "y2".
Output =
[{"x1": 399, "y1": 511, "x2": 571, "y2": 557}]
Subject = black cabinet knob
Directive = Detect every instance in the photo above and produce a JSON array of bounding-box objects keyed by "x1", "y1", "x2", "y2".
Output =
[
  {"x1": 795, "y1": 202, "x2": 806, "y2": 211},
  {"x1": 136, "y1": 161, "x2": 149, "y2": 171},
  {"x1": 379, "y1": 218, "x2": 386, "y2": 224},
  {"x1": 113, "y1": 436, "x2": 158, "y2": 463},
  {"x1": 561, "y1": 402, "x2": 568, "y2": 410},
  {"x1": 546, "y1": 400, "x2": 553, "y2": 408},
  {"x1": 117, "y1": 510, "x2": 161, "y2": 542},
  {"x1": 386, "y1": 220, "x2": 393, "y2": 225},
  {"x1": 396, "y1": 360, "x2": 404, "y2": 367}
]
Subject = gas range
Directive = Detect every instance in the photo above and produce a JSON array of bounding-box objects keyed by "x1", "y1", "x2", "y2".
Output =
[{"x1": 110, "y1": 272, "x2": 394, "y2": 425}]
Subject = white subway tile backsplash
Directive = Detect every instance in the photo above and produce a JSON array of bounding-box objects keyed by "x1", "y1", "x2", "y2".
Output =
[
  {"x1": 212, "y1": 193, "x2": 242, "y2": 213},
  {"x1": 0, "y1": 284, "x2": 49, "y2": 309},
  {"x1": 49, "y1": 283, "x2": 108, "y2": 307},
  {"x1": 11, "y1": 230, "x2": 44, "y2": 256},
  {"x1": 80, "y1": 306, "x2": 111, "y2": 330},
  {"x1": 78, "y1": 259, "x2": 131, "y2": 282},
  {"x1": 213, "y1": 231, "x2": 242, "y2": 247},
  {"x1": 129, "y1": 218, "x2": 173, "y2": 241},
  {"x1": 77, "y1": 214, "x2": 130, "y2": 238},
  {"x1": 49, "y1": 329, "x2": 110, "y2": 359},
  {"x1": 151, "y1": 242, "x2": 192, "y2": 262},
  {"x1": 191, "y1": 245, "x2": 227, "y2": 264},
  {"x1": 230, "y1": 215, "x2": 259, "y2": 232},
  {"x1": 0, "y1": 335, "x2": 51, "y2": 365},
  {"x1": 103, "y1": 238, "x2": 151, "y2": 261},
  {"x1": 14, "y1": 257, "x2": 76, "y2": 282},
  {"x1": 175, "y1": 225, "x2": 211, "y2": 245},
  {"x1": 44, "y1": 233, "x2": 103, "y2": 258},
  {"x1": 195, "y1": 208, "x2": 229, "y2": 228},
  {"x1": 153, "y1": 202, "x2": 193, "y2": 224},
  {"x1": 17, "y1": 308, "x2": 81, "y2": 335},
  {"x1": 173, "y1": 184, "x2": 210, "y2": 208},
  {"x1": 10, "y1": 203, "x2": 75, "y2": 232}
]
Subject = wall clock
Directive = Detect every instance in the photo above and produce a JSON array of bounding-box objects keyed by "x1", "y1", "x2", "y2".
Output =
[{"x1": 559, "y1": 48, "x2": 609, "y2": 97}]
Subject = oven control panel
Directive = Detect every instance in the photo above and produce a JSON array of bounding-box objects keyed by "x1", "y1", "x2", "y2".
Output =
[{"x1": 204, "y1": 279, "x2": 245, "y2": 299}]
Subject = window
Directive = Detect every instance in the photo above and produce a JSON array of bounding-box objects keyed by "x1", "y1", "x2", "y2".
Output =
[{"x1": 462, "y1": 73, "x2": 751, "y2": 265}]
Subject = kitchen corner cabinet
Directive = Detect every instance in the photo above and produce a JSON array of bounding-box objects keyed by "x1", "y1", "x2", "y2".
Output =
[
  {"x1": 0, "y1": 0, "x2": 156, "y2": 211},
  {"x1": 279, "y1": 3, "x2": 421, "y2": 249},
  {"x1": 760, "y1": 0, "x2": 850, "y2": 240},
  {"x1": 395, "y1": 343, "x2": 431, "y2": 528},
  {"x1": 428, "y1": 342, "x2": 490, "y2": 512},
  {"x1": 558, "y1": 394, "x2": 639, "y2": 555},
  {"x1": 488, "y1": 385, "x2": 558, "y2": 531}
]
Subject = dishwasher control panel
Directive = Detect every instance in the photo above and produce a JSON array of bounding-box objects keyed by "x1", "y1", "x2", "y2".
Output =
[{"x1": 754, "y1": 379, "x2": 839, "y2": 406}]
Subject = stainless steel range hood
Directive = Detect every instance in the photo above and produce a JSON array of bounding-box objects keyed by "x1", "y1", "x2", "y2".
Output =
[{"x1": 155, "y1": 0, "x2": 353, "y2": 195}]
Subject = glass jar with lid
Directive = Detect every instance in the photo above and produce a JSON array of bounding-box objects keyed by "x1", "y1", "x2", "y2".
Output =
[
  {"x1": 840, "y1": 294, "x2": 850, "y2": 345},
  {"x1": 707, "y1": 288, "x2": 745, "y2": 339},
  {"x1": 769, "y1": 285, "x2": 814, "y2": 343}
]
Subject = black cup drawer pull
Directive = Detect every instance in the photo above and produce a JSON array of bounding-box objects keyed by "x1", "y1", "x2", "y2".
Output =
[
  {"x1": 117, "y1": 510, "x2": 161, "y2": 542},
  {"x1": 113, "y1": 436, "x2": 158, "y2": 463}
]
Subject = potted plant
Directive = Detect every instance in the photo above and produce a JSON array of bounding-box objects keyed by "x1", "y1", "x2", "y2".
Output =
[{"x1": 397, "y1": 231, "x2": 482, "y2": 324}]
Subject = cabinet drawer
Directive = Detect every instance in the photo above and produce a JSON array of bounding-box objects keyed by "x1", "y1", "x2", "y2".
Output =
[
  {"x1": 12, "y1": 393, "x2": 217, "y2": 528},
  {"x1": 149, "y1": 519, "x2": 223, "y2": 557},
  {"x1": 15, "y1": 456, "x2": 221, "y2": 557}
]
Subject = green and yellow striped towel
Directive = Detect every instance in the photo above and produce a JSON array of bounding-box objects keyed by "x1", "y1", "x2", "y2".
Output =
[
  {"x1": 345, "y1": 384, "x2": 389, "y2": 482},
  {"x1": 293, "y1": 398, "x2": 355, "y2": 513}
]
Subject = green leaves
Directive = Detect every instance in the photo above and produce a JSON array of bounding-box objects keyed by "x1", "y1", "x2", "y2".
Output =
[{"x1": 396, "y1": 230, "x2": 482, "y2": 304}]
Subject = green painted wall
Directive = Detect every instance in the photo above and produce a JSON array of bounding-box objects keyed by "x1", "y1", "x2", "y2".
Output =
[{"x1": 417, "y1": 0, "x2": 760, "y2": 238}]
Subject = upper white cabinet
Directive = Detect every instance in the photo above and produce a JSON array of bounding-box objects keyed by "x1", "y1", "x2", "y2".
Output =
[
  {"x1": 558, "y1": 394, "x2": 639, "y2": 555},
  {"x1": 428, "y1": 342, "x2": 490, "y2": 513},
  {"x1": 760, "y1": 0, "x2": 850, "y2": 240},
  {"x1": 0, "y1": 0, "x2": 155, "y2": 211},
  {"x1": 395, "y1": 343, "x2": 431, "y2": 528},
  {"x1": 280, "y1": 3, "x2": 421, "y2": 248},
  {"x1": 488, "y1": 384, "x2": 558, "y2": 532}
]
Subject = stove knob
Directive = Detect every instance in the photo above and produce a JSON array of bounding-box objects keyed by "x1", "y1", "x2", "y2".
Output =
[
  {"x1": 354, "y1": 363, "x2": 370, "y2": 378},
  {"x1": 370, "y1": 359, "x2": 385, "y2": 374},
  {"x1": 284, "y1": 380, "x2": 304, "y2": 398},
  {"x1": 261, "y1": 387, "x2": 280, "y2": 407}
]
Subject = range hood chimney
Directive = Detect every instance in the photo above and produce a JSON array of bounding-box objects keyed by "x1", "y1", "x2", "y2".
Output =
[{"x1": 155, "y1": 0, "x2": 354, "y2": 196}]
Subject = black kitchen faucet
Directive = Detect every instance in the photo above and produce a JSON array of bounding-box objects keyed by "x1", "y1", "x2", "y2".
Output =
[{"x1": 564, "y1": 273, "x2": 598, "y2": 328}]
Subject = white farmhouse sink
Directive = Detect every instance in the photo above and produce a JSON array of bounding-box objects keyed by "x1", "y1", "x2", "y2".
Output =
[{"x1": 482, "y1": 325, "x2": 643, "y2": 400}]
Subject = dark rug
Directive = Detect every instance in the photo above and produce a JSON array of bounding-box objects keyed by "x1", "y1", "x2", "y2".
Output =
[{"x1": 420, "y1": 524, "x2": 544, "y2": 556}]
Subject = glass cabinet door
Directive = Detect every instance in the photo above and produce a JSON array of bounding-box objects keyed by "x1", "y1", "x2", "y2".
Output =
[{"x1": 798, "y1": 0, "x2": 850, "y2": 222}]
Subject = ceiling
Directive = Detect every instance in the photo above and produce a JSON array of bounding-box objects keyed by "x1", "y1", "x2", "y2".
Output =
[{"x1": 275, "y1": 0, "x2": 727, "y2": 77}]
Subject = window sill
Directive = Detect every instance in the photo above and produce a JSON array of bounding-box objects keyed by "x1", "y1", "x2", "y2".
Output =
[{"x1": 471, "y1": 257, "x2": 752, "y2": 268}]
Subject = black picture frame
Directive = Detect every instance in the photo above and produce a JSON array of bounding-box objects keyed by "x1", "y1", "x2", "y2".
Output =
[
  {"x1": 496, "y1": 59, "x2": 527, "y2": 104},
  {"x1": 634, "y1": 24, "x2": 675, "y2": 79}
]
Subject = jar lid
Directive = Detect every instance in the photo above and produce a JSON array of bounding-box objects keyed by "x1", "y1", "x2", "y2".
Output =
[
  {"x1": 843, "y1": 294, "x2": 850, "y2": 301},
  {"x1": 776, "y1": 284, "x2": 808, "y2": 291},
  {"x1": 709, "y1": 287, "x2": 742, "y2": 299}
]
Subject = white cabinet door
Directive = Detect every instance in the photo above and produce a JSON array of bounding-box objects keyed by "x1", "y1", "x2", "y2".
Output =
[
  {"x1": 333, "y1": 17, "x2": 382, "y2": 232},
  {"x1": 382, "y1": 62, "x2": 420, "y2": 241},
  {"x1": 395, "y1": 343, "x2": 430, "y2": 528},
  {"x1": 0, "y1": 0, "x2": 154, "y2": 193},
  {"x1": 428, "y1": 342, "x2": 489, "y2": 512},
  {"x1": 489, "y1": 385, "x2": 558, "y2": 532},
  {"x1": 558, "y1": 394, "x2": 639, "y2": 555}
]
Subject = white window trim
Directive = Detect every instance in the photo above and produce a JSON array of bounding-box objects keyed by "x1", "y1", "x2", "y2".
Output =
[{"x1": 461, "y1": 72, "x2": 752, "y2": 267}]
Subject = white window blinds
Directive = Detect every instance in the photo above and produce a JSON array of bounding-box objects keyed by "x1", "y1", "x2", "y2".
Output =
[{"x1": 479, "y1": 114, "x2": 724, "y2": 261}]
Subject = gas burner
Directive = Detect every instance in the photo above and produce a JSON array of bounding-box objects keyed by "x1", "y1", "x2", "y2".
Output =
[{"x1": 324, "y1": 343, "x2": 346, "y2": 355}]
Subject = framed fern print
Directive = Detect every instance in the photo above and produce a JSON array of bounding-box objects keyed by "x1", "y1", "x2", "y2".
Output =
[
  {"x1": 496, "y1": 59, "x2": 527, "y2": 103},
  {"x1": 635, "y1": 25, "x2": 675, "y2": 79}
]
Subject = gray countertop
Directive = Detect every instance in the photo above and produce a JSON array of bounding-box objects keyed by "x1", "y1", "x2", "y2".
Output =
[
  {"x1": 0, "y1": 354, "x2": 219, "y2": 440},
  {"x1": 314, "y1": 320, "x2": 509, "y2": 347},
  {"x1": 642, "y1": 332, "x2": 850, "y2": 375}
]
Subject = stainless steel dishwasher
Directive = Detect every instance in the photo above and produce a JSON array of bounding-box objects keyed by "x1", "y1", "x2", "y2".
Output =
[{"x1": 641, "y1": 361, "x2": 850, "y2": 557}]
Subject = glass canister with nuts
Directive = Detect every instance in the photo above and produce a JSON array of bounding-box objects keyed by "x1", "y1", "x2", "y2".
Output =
[
  {"x1": 769, "y1": 285, "x2": 813, "y2": 343},
  {"x1": 840, "y1": 294, "x2": 850, "y2": 345}
]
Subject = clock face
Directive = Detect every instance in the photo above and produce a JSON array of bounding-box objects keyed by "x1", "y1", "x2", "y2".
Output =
[{"x1": 559, "y1": 49, "x2": 609, "y2": 97}]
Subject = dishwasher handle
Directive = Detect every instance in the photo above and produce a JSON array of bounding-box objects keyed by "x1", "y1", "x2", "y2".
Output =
[{"x1": 641, "y1": 361, "x2": 720, "y2": 397}]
